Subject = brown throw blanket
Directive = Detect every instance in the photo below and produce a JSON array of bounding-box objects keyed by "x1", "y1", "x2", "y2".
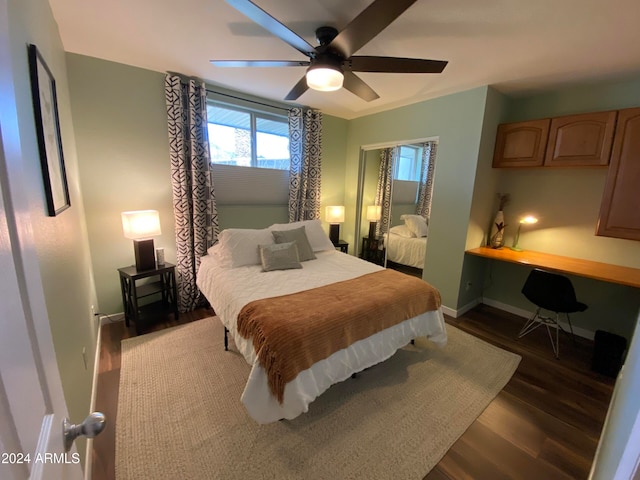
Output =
[{"x1": 237, "y1": 269, "x2": 442, "y2": 403}]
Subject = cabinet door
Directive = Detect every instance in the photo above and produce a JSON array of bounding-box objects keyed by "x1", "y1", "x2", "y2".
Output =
[
  {"x1": 545, "y1": 111, "x2": 617, "y2": 166},
  {"x1": 597, "y1": 107, "x2": 640, "y2": 241},
  {"x1": 493, "y1": 119, "x2": 550, "y2": 167}
]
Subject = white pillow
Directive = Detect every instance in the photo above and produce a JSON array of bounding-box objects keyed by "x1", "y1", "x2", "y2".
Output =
[
  {"x1": 216, "y1": 228, "x2": 274, "y2": 268},
  {"x1": 269, "y1": 219, "x2": 335, "y2": 252},
  {"x1": 389, "y1": 225, "x2": 415, "y2": 238},
  {"x1": 401, "y1": 214, "x2": 428, "y2": 237}
]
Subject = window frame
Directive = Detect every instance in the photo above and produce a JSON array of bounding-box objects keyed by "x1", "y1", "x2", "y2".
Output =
[
  {"x1": 206, "y1": 97, "x2": 290, "y2": 171},
  {"x1": 394, "y1": 144, "x2": 423, "y2": 182}
]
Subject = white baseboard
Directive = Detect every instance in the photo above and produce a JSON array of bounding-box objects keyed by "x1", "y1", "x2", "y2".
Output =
[
  {"x1": 99, "y1": 311, "x2": 125, "y2": 325},
  {"x1": 441, "y1": 298, "x2": 481, "y2": 319},
  {"x1": 84, "y1": 317, "x2": 103, "y2": 480},
  {"x1": 482, "y1": 297, "x2": 595, "y2": 340}
]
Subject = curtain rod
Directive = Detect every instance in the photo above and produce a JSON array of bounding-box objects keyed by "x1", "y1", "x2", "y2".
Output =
[
  {"x1": 166, "y1": 71, "x2": 293, "y2": 113},
  {"x1": 206, "y1": 89, "x2": 291, "y2": 112}
]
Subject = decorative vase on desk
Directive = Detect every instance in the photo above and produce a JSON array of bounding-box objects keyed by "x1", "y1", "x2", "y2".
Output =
[{"x1": 490, "y1": 210, "x2": 506, "y2": 248}]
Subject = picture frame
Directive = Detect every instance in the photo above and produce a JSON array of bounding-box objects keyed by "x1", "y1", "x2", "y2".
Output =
[{"x1": 28, "y1": 44, "x2": 71, "y2": 216}]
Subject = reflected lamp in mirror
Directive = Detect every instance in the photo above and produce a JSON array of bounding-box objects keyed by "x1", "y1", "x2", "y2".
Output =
[
  {"x1": 325, "y1": 206, "x2": 345, "y2": 245},
  {"x1": 122, "y1": 210, "x2": 161, "y2": 271},
  {"x1": 510, "y1": 215, "x2": 538, "y2": 252},
  {"x1": 366, "y1": 205, "x2": 382, "y2": 239}
]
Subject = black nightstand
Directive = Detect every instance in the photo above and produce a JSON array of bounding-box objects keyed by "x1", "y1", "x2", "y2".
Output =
[
  {"x1": 361, "y1": 236, "x2": 386, "y2": 266},
  {"x1": 335, "y1": 240, "x2": 349, "y2": 253},
  {"x1": 118, "y1": 262, "x2": 178, "y2": 334}
]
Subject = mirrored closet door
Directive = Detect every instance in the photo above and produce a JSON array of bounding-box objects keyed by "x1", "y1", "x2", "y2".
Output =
[{"x1": 355, "y1": 138, "x2": 437, "y2": 276}]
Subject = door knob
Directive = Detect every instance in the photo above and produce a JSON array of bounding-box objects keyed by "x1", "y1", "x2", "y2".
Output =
[{"x1": 62, "y1": 412, "x2": 106, "y2": 452}]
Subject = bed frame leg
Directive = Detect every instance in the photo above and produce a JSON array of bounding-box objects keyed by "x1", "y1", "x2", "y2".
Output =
[{"x1": 224, "y1": 327, "x2": 229, "y2": 351}]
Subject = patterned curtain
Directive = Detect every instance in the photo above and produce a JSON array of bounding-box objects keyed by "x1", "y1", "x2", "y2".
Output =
[
  {"x1": 165, "y1": 74, "x2": 219, "y2": 312},
  {"x1": 288, "y1": 107, "x2": 322, "y2": 222},
  {"x1": 375, "y1": 147, "x2": 395, "y2": 237},
  {"x1": 416, "y1": 141, "x2": 437, "y2": 218}
]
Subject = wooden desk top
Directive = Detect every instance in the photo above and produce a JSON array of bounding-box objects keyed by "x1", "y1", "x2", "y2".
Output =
[{"x1": 466, "y1": 246, "x2": 640, "y2": 289}]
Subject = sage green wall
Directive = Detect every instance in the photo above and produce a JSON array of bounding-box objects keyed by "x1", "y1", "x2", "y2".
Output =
[
  {"x1": 479, "y1": 78, "x2": 640, "y2": 340},
  {"x1": 67, "y1": 53, "x2": 349, "y2": 313},
  {"x1": 67, "y1": 54, "x2": 173, "y2": 315},
  {"x1": 6, "y1": 0, "x2": 99, "y2": 464},
  {"x1": 345, "y1": 88, "x2": 489, "y2": 310},
  {"x1": 458, "y1": 87, "x2": 510, "y2": 309},
  {"x1": 321, "y1": 114, "x2": 348, "y2": 211}
]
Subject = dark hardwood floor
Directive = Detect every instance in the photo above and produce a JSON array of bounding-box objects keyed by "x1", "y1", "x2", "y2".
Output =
[{"x1": 92, "y1": 304, "x2": 614, "y2": 480}]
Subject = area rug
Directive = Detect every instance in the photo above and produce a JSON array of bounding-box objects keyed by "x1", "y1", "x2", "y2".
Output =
[{"x1": 115, "y1": 317, "x2": 520, "y2": 480}]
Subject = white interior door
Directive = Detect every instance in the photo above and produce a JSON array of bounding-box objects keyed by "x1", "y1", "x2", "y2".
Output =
[{"x1": 0, "y1": 9, "x2": 84, "y2": 476}]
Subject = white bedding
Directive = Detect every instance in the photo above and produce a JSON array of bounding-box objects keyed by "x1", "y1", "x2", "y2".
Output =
[
  {"x1": 196, "y1": 249, "x2": 446, "y2": 423},
  {"x1": 385, "y1": 232, "x2": 427, "y2": 269}
]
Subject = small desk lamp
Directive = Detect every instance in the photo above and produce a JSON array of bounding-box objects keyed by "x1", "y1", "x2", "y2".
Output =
[
  {"x1": 366, "y1": 205, "x2": 382, "y2": 239},
  {"x1": 122, "y1": 210, "x2": 161, "y2": 271},
  {"x1": 325, "y1": 206, "x2": 345, "y2": 245},
  {"x1": 510, "y1": 215, "x2": 538, "y2": 252}
]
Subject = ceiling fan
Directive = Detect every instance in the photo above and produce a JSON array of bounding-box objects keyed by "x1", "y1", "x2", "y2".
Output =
[{"x1": 211, "y1": 0, "x2": 448, "y2": 102}]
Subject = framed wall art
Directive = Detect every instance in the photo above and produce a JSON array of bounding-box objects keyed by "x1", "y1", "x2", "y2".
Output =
[{"x1": 28, "y1": 43, "x2": 71, "y2": 216}]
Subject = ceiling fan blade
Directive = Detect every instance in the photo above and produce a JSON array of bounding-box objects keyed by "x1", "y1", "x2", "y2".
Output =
[
  {"x1": 342, "y1": 71, "x2": 379, "y2": 102},
  {"x1": 211, "y1": 60, "x2": 310, "y2": 68},
  {"x1": 284, "y1": 75, "x2": 310, "y2": 101},
  {"x1": 327, "y1": 0, "x2": 418, "y2": 58},
  {"x1": 345, "y1": 56, "x2": 448, "y2": 73},
  {"x1": 225, "y1": 0, "x2": 315, "y2": 56}
]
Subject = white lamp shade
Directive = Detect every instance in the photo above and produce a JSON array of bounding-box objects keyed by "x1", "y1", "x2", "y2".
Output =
[
  {"x1": 122, "y1": 210, "x2": 161, "y2": 239},
  {"x1": 366, "y1": 205, "x2": 382, "y2": 221},
  {"x1": 306, "y1": 67, "x2": 344, "y2": 92},
  {"x1": 325, "y1": 205, "x2": 345, "y2": 223}
]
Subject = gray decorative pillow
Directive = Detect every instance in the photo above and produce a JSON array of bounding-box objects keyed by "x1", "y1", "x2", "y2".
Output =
[
  {"x1": 259, "y1": 242, "x2": 302, "y2": 272},
  {"x1": 271, "y1": 226, "x2": 316, "y2": 262}
]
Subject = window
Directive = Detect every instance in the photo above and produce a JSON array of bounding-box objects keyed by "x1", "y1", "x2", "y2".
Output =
[
  {"x1": 207, "y1": 102, "x2": 290, "y2": 170},
  {"x1": 393, "y1": 145, "x2": 423, "y2": 181}
]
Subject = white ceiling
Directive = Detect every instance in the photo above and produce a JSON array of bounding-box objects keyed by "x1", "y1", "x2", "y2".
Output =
[{"x1": 49, "y1": 0, "x2": 640, "y2": 120}]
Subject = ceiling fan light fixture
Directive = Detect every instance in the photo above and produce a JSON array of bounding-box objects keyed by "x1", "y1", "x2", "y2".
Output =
[{"x1": 306, "y1": 65, "x2": 344, "y2": 92}]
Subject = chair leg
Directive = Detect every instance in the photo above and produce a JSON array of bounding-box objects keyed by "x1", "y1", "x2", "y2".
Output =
[
  {"x1": 565, "y1": 313, "x2": 576, "y2": 343},
  {"x1": 519, "y1": 308, "x2": 561, "y2": 358},
  {"x1": 551, "y1": 315, "x2": 559, "y2": 359},
  {"x1": 518, "y1": 308, "x2": 543, "y2": 338}
]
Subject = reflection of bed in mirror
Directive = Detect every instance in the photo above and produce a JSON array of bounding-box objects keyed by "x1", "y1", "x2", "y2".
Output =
[
  {"x1": 355, "y1": 138, "x2": 437, "y2": 273},
  {"x1": 385, "y1": 225, "x2": 427, "y2": 269}
]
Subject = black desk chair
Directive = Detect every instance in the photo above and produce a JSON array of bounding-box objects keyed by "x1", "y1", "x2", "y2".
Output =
[{"x1": 518, "y1": 268, "x2": 588, "y2": 358}]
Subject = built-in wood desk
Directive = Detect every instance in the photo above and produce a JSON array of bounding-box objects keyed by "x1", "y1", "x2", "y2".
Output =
[{"x1": 466, "y1": 246, "x2": 640, "y2": 289}]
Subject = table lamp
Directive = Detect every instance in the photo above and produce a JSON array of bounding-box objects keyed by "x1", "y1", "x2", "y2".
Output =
[
  {"x1": 510, "y1": 215, "x2": 538, "y2": 251},
  {"x1": 325, "y1": 206, "x2": 345, "y2": 245},
  {"x1": 366, "y1": 205, "x2": 382, "y2": 239},
  {"x1": 122, "y1": 210, "x2": 161, "y2": 271}
]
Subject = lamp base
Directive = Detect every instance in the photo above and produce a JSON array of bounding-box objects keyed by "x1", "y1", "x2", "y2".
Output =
[
  {"x1": 133, "y1": 239, "x2": 156, "y2": 271},
  {"x1": 368, "y1": 221, "x2": 377, "y2": 239},
  {"x1": 329, "y1": 224, "x2": 340, "y2": 246},
  {"x1": 509, "y1": 246, "x2": 523, "y2": 252}
]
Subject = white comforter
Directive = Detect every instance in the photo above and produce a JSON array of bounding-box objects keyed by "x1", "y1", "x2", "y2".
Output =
[
  {"x1": 196, "y1": 249, "x2": 447, "y2": 423},
  {"x1": 385, "y1": 232, "x2": 427, "y2": 269}
]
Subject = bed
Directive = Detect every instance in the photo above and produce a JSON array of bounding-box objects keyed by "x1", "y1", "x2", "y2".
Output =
[
  {"x1": 385, "y1": 230, "x2": 427, "y2": 269},
  {"x1": 196, "y1": 220, "x2": 446, "y2": 424},
  {"x1": 384, "y1": 215, "x2": 429, "y2": 269}
]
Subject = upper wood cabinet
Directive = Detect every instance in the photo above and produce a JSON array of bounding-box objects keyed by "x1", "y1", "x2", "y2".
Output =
[
  {"x1": 544, "y1": 111, "x2": 617, "y2": 166},
  {"x1": 492, "y1": 119, "x2": 550, "y2": 167},
  {"x1": 597, "y1": 107, "x2": 640, "y2": 241}
]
